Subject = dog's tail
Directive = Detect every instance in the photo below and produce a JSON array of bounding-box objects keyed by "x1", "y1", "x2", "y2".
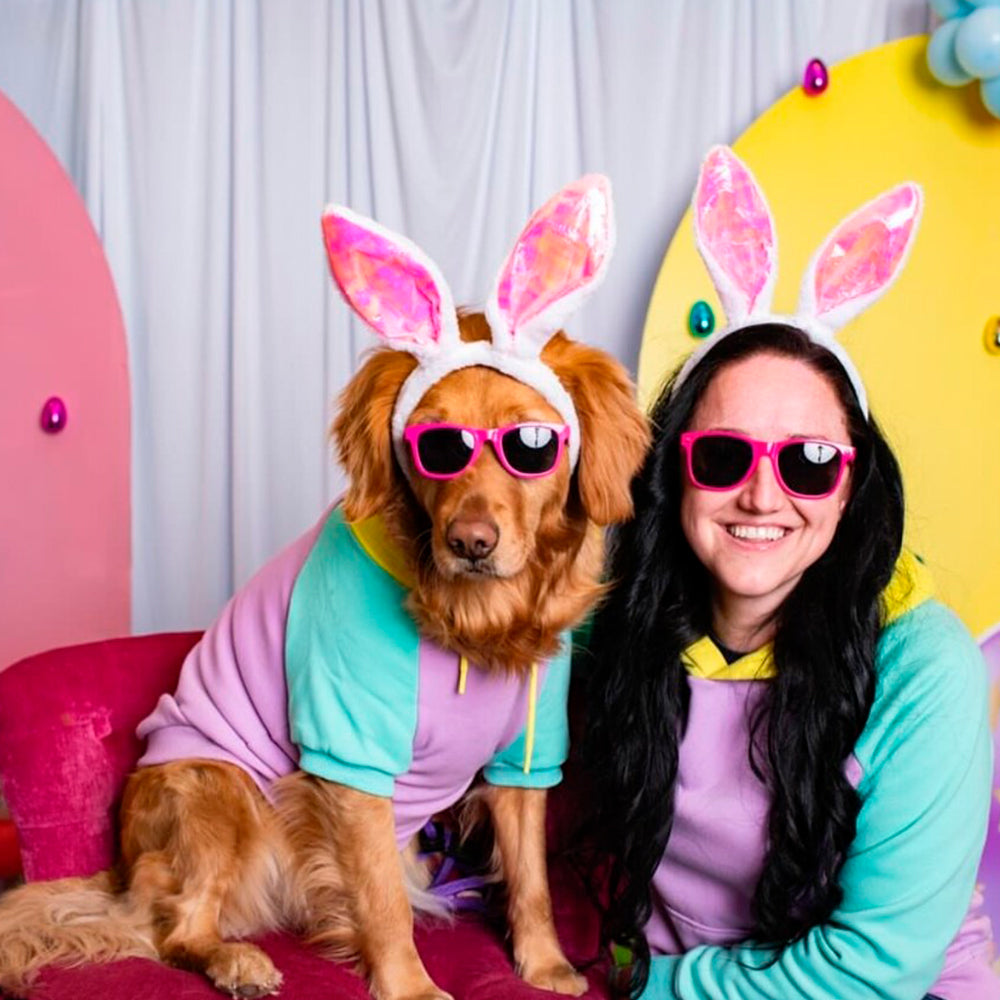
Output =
[{"x1": 0, "y1": 871, "x2": 157, "y2": 995}]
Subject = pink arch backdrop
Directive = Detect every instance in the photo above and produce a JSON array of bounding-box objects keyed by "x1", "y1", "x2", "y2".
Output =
[{"x1": 0, "y1": 90, "x2": 130, "y2": 669}]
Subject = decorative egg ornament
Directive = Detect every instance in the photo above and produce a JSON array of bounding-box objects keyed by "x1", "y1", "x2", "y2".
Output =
[
  {"x1": 687, "y1": 300, "x2": 716, "y2": 338},
  {"x1": 40, "y1": 396, "x2": 68, "y2": 433},
  {"x1": 984, "y1": 315, "x2": 1000, "y2": 356},
  {"x1": 803, "y1": 58, "x2": 829, "y2": 96}
]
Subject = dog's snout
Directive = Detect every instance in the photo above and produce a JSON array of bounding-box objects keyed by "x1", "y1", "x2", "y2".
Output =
[{"x1": 446, "y1": 518, "x2": 499, "y2": 561}]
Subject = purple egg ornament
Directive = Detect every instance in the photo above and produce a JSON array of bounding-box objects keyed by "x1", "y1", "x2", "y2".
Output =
[{"x1": 803, "y1": 58, "x2": 829, "y2": 96}]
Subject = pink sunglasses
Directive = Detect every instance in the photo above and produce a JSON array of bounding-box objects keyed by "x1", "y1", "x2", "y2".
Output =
[
  {"x1": 680, "y1": 431, "x2": 855, "y2": 499},
  {"x1": 402, "y1": 422, "x2": 571, "y2": 480}
]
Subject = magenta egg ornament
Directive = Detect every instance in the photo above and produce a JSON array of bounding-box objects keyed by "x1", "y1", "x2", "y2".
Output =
[
  {"x1": 40, "y1": 396, "x2": 68, "y2": 433},
  {"x1": 803, "y1": 58, "x2": 829, "y2": 96}
]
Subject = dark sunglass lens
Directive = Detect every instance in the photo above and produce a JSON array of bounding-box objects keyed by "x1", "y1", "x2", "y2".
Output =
[
  {"x1": 500, "y1": 425, "x2": 560, "y2": 474},
  {"x1": 690, "y1": 435, "x2": 754, "y2": 488},
  {"x1": 778, "y1": 441, "x2": 841, "y2": 496},
  {"x1": 416, "y1": 428, "x2": 476, "y2": 474}
]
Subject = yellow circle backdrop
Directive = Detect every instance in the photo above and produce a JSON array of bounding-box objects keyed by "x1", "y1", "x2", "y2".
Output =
[{"x1": 639, "y1": 36, "x2": 1000, "y2": 636}]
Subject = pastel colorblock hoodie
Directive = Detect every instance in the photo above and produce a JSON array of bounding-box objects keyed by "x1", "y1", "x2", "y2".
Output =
[
  {"x1": 641, "y1": 554, "x2": 998, "y2": 1000},
  {"x1": 137, "y1": 505, "x2": 570, "y2": 847}
]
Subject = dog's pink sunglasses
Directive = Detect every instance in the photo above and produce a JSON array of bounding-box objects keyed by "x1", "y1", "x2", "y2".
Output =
[
  {"x1": 680, "y1": 430, "x2": 855, "y2": 499},
  {"x1": 402, "y1": 422, "x2": 571, "y2": 480}
]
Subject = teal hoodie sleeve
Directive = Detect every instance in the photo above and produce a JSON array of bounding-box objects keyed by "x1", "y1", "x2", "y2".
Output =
[
  {"x1": 641, "y1": 601, "x2": 992, "y2": 1000},
  {"x1": 285, "y1": 508, "x2": 420, "y2": 798},
  {"x1": 483, "y1": 634, "x2": 572, "y2": 789}
]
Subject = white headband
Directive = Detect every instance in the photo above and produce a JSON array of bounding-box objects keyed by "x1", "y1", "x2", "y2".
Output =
[
  {"x1": 322, "y1": 176, "x2": 616, "y2": 473},
  {"x1": 675, "y1": 146, "x2": 923, "y2": 417}
]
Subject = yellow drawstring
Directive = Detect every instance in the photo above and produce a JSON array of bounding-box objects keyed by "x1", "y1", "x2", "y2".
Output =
[
  {"x1": 523, "y1": 662, "x2": 538, "y2": 774},
  {"x1": 457, "y1": 655, "x2": 536, "y2": 774}
]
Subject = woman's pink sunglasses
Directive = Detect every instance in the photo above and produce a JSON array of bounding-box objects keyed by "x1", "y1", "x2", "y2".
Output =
[
  {"x1": 680, "y1": 431, "x2": 855, "y2": 499},
  {"x1": 403, "y1": 422, "x2": 570, "y2": 480}
]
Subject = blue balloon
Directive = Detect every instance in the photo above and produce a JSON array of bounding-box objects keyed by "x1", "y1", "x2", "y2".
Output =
[
  {"x1": 968, "y1": 0, "x2": 1000, "y2": 8},
  {"x1": 930, "y1": 0, "x2": 972, "y2": 14},
  {"x1": 928, "y1": 19, "x2": 975, "y2": 85},
  {"x1": 956, "y1": 7, "x2": 1000, "y2": 78},
  {"x1": 981, "y1": 73, "x2": 1000, "y2": 116}
]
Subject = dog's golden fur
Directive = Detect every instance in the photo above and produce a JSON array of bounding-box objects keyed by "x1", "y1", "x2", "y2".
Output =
[
  {"x1": 0, "y1": 312, "x2": 649, "y2": 1000},
  {"x1": 336, "y1": 313, "x2": 643, "y2": 673}
]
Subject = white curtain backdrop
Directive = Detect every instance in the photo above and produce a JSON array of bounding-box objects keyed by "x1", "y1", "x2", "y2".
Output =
[{"x1": 0, "y1": 0, "x2": 932, "y2": 633}]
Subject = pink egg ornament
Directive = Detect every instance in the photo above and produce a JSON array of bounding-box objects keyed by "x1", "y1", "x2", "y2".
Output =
[
  {"x1": 803, "y1": 58, "x2": 829, "y2": 96},
  {"x1": 40, "y1": 396, "x2": 68, "y2": 434}
]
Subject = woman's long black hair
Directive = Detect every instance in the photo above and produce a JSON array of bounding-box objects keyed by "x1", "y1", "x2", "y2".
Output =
[{"x1": 584, "y1": 324, "x2": 905, "y2": 996}]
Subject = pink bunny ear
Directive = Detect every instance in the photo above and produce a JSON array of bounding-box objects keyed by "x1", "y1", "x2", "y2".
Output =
[
  {"x1": 322, "y1": 206, "x2": 458, "y2": 353},
  {"x1": 693, "y1": 146, "x2": 777, "y2": 325},
  {"x1": 487, "y1": 174, "x2": 614, "y2": 355},
  {"x1": 798, "y1": 183, "x2": 922, "y2": 332}
]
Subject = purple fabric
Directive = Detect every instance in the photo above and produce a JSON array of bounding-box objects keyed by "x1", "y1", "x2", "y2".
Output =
[
  {"x1": 644, "y1": 678, "x2": 857, "y2": 948},
  {"x1": 136, "y1": 518, "x2": 321, "y2": 789},
  {"x1": 933, "y1": 885, "x2": 1000, "y2": 1000},
  {"x1": 977, "y1": 626, "x2": 1000, "y2": 945},
  {"x1": 646, "y1": 678, "x2": 770, "y2": 950},
  {"x1": 395, "y1": 641, "x2": 534, "y2": 844}
]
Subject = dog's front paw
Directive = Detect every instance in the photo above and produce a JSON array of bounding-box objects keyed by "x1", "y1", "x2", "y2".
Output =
[
  {"x1": 520, "y1": 961, "x2": 587, "y2": 996},
  {"x1": 205, "y1": 942, "x2": 283, "y2": 998}
]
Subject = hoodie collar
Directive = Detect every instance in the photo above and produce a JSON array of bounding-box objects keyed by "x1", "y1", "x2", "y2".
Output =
[
  {"x1": 682, "y1": 549, "x2": 934, "y2": 681},
  {"x1": 347, "y1": 513, "x2": 416, "y2": 590}
]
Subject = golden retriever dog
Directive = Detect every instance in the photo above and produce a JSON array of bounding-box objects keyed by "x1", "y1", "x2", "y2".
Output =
[{"x1": 0, "y1": 178, "x2": 648, "y2": 1000}]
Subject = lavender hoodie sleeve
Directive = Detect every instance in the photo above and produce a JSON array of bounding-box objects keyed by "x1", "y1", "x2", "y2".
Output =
[{"x1": 642, "y1": 601, "x2": 995, "y2": 1000}]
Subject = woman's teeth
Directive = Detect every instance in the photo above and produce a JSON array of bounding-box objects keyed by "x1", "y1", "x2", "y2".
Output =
[{"x1": 728, "y1": 525, "x2": 787, "y2": 542}]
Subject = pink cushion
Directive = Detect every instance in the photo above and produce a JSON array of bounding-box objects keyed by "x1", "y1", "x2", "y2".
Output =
[
  {"x1": 0, "y1": 633, "x2": 200, "y2": 881},
  {"x1": 0, "y1": 820, "x2": 19, "y2": 880},
  {"x1": 0, "y1": 634, "x2": 608, "y2": 999},
  {"x1": 26, "y1": 912, "x2": 605, "y2": 1000}
]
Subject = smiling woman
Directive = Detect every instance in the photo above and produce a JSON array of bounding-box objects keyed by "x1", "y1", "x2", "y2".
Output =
[
  {"x1": 583, "y1": 148, "x2": 998, "y2": 1000},
  {"x1": 679, "y1": 350, "x2": 854, "y2": 652}
]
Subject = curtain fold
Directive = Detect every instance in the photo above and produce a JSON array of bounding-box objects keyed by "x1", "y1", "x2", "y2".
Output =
[{"x1": 0, "y1": 0, "x2": 931, "y2": 632}]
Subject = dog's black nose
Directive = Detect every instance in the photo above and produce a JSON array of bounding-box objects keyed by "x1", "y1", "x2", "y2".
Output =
[{"x1": 446, "y1": 518, "x2": 499, "y2": 561}]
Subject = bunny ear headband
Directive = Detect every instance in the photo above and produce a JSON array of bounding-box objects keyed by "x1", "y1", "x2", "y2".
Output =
[
  {"x1": 321, "y1": 175, "x2": 615, "y2": 472},
  {"x1": 674, "y1": 145, "x2": 923, "y2": 417}
]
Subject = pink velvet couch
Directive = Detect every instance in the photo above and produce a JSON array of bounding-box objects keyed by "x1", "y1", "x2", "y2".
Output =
[{"x1": 0, "y1": 633, "x2": 607, "y2": 1000}]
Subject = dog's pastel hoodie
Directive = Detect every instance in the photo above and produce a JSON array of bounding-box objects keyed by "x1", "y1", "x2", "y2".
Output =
[{"x1": 137, "y1": 505, "x2": 570, "y2": 847}]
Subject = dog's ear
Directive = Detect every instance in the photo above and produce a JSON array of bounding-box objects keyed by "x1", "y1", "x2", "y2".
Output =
[
  {"x1": 332, "y1": 348, "x2": 418, "y2": 522},
  {"x1": 543, "y1": 333, "x2": 650, "y2": 525}
]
